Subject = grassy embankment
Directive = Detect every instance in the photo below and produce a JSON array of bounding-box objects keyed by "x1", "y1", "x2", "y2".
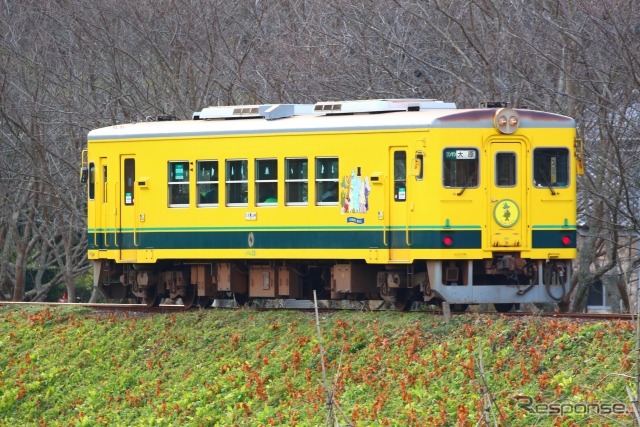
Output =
[{"x1": 0, "y1": 305, "x2": 636, "y2": 426}]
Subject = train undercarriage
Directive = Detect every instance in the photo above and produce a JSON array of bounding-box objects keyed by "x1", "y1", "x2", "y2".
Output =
[{"x1": 93, "y1": 252, "x2": 570, "y2": 312}]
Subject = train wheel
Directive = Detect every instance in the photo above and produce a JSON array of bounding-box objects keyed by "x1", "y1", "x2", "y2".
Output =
[
  {"x1": 392, "y1": 289, "x2": 413, "y2": 312},
  {"x1": 143, "y1": 287, "x2": 161, "y2": 308},
  {"x1": 449, "y1": 303, "x2": 468, "y2": 313},
  {"x1": 494, "y1": 303, "x2": 514, "y2": 313},
  {"x1": 197, "y1": 296, "x2": 213, "y2": 308},
  {"x1": 182, "y1": 285, "x2": 197, "y2": 308},
  {"x1": 233, "y1": 292, "x2": 251, "y2": 307}
]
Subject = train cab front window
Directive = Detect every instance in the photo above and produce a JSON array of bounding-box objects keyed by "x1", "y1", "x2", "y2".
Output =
[
  {"x1": 534, "y1": 148, "x2": 569, "y2": 188},
  {"x1": 226, "y1": 159, "x2": 248, "y2": 206},
  {"x1": 197, "y1": 160, "x2": 218, "y2": 206},
  {"x1": 316, "y1": 157, "x2": 339, "y2": 205},
  {"x1": 443, "y1": 148, "x2": 479, "y2": 188},
  {"x1": 495, "y1": 152, "x2": 516, "y2": 187},
  {"x1": 168, "y1": 161, "x2": 189, "y2": 207}
]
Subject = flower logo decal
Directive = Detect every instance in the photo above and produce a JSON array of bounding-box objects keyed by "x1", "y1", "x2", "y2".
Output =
[{"x1": 493, "y1": 199, "x2": 520, "y2": 228}]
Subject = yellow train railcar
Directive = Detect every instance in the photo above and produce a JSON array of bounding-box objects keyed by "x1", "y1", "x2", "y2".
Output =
[{"x1": 82, "y1": 99, "x2": 582, "y2": 310}]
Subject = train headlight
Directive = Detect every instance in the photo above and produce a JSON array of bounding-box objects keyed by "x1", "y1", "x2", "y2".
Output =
[
  {"x1": 561, "y1": 235, "x2": 572, "y2": 246},
  {"x1": 494, "y1": 108, "x2": 519, "y2": 134},
  {"x1": 442, "y1": 236, "x2": 454, "y2": 247}
]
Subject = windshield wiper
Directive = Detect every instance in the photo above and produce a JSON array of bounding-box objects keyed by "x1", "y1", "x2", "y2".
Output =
[
  {"x1": 537, "y1": 169, "x2": 557, "y2": 195},
  {"x1": 456, "y1": 175, "x2": 474, "y2": 196}
]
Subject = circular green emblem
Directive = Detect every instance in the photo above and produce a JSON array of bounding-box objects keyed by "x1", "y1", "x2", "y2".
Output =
[{"x1": 493, "y1": 199, "x2": 519, "y2": 228}]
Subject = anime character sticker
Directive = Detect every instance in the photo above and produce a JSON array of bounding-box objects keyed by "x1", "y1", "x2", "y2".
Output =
[{"x1": 341, "y1": 169, "x2": 371, "y2": 214}]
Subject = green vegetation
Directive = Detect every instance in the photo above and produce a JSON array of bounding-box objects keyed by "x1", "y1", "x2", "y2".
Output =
[{"x1": 0, "y1": 306, "x2": 635, "y2": 426}]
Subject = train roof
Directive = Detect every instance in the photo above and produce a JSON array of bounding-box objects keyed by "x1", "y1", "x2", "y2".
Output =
[{"x1": 87, "y1": 99, "x2": 576, "y2": 141}]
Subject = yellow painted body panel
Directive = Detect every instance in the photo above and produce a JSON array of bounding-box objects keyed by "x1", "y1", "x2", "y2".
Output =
[{"x1": 86, "y1": 109, "x2": 577, "y2": 265}]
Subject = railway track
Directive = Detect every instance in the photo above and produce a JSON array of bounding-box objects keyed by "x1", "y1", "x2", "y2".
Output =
[
  {"x1": 498, "y1": 310, "x2": 635, "y2": 322},
  {"x1": 0, "y1": 300, "x2": 635, "y2": 321},
  {"x1": 0, "y1": 301, "x2": 193, "y2": 315}
]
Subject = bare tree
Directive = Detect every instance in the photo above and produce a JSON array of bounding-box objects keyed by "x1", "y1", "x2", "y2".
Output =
[{"x1": 0, "y1": 0, "x2": 638, "y2": 307}]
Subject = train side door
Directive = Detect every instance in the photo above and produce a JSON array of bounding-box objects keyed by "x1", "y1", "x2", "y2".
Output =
[
  {"x1": 389, "y1": 147, "x2": 410, "y2": 261},
  {"x1": 98, "y1": 157, "x2": 111, "y2": 251},
  {"x1": 119, "y1": 155, "x2": 137, "y2": 262},
  {"x1": 488, "y1": 141, "x2": 526, "y2": 248}
]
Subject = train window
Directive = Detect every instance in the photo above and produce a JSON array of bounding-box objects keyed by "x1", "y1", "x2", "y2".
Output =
[
  {"x1": 533, "y1": 148, "x2": 569, "y2": 188},
  {"x1": 168, "y1": 161, "x2": 189, "y2": 207},
  {"x1": 316, "y1": 157, "x2": 339, "y2": 205},
  {"x1": 124, "y1": 158, "x2": 135, "y2": 206},
  {"x1": 285, "y1": 158, "x2": 308, "y2": 205},
  {"x1": 394, "y1": 151, "x2": 407, "y2": 201},
  {"x1": 226, "y1": 159, "x2": 248, "y2": 206},
  {"x1": 414, "y1": 153, "x2": 424, "y2": 180},
  {"x1": 256, "y1": 159, "x2": 278, "y2": 205},
  {"x1": 197, "y1": 160, "x2": 218, "y2": 206},
  {"x1": 442, "y1": 148, "x2": 479, "y2": 188},
  {"x1": 495, "y1": 152, "x2": 516, "y2": 187},
  {"x1": 88, "y1": 162, "x2": 95, "y2": 200},
  {"x1": 102, "y1": 165, "x2": 107, "y2": 203}
]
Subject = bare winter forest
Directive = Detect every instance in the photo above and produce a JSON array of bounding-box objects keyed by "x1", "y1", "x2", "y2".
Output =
[{"x1": 0, "y1": 0, "x2": 638, "y2": 310}]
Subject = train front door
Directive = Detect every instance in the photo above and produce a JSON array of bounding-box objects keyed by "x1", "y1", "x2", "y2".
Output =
[
  {"x1": 488, "y1": 141, "x2": 527, "y2": 248},
  {"x1": 119, "y1": 155, "x2": 137, "y2": 262},
  {"x1": 389, "y1": 147, "x2": 410, "y2": 261}
]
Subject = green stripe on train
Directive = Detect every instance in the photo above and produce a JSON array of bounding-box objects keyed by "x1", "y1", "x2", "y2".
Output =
[
  {"x1": 88, "y1": 229, "x2": 482, "y2": 250},
  {"x1": 87, "y1": 229, "x2": 575, "y2": 251}
]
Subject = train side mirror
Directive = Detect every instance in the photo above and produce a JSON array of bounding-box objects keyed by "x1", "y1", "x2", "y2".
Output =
[{"x1": 80, "y1": 166, "x2": 88, "y2": 183}]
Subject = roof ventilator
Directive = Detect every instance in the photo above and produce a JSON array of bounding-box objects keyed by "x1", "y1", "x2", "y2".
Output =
[
  {"x1": 313, "y1": 99, "x2": 456, "y2": 115},
  {"x1": 146, "y1": 115, "x2": 177, "y2": 122},
  {"x1": 480, "y1": 101, "x2": 509, "y2": 108},
  {"x1": 193, "y1": 103, "x2": 314, "y2": 120}
]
